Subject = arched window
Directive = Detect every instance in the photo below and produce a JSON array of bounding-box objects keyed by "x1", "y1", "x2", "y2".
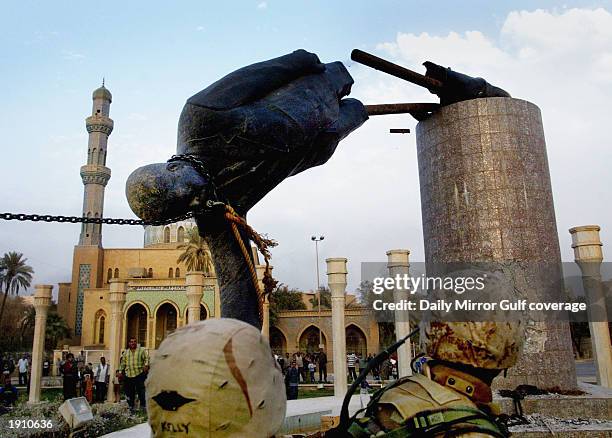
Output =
[
  {"x1": 94, "y1": 310, "x2": 107, "y2": 344},
  {"x1": 98, "y1": 316, "x2": 105, "y2": 343},
  {"x1": 168, "y1": 267, "x2": 173, "y2": 278},
  {"x1": 163, "y1": 227, "x2": 170, "y2": 243},
  {"x1": 107, "y1": 268, "x2": 112, "y2": 283},
  {"x1": 148, "y1": 268, "x2": 153, "y2": 278},
  {"x1": 177, "y1": 226, "x2": 185, "y2": 242},
  {"x1": 175, "y1": 267, "x2": 180, "y2": 278},
  {"x1": 114, "y1": 268, "x2": 119, "y2": 278}
]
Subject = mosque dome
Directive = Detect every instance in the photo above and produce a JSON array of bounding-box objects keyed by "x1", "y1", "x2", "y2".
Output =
[{"x1": 92, "y1": 84, "x2": 112, "y2": 102}]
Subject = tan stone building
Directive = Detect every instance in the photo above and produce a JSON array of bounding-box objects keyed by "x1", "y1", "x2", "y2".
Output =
[{"x1": 55, "y1": 85, "x2": 384, "y2": 369}]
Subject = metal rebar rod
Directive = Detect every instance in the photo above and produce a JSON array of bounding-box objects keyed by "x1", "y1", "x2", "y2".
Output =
[
  {"x1": 351, "y1": 49, "x2": 444, "y2": 91},
  {"x1": 365, "y1": 102, "x2": 439, "y2": 116}
]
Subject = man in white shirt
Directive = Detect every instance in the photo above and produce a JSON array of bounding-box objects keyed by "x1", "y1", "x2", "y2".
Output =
[
  {"x1": 17, "y1": 355, "x2": 28, "y2": 386},
  {"x1": 347, "y1": 352, "x2": 357, "y2": 382},
  {"x1": 94, "y1": 356, "x2": 110, "y2": 402}
]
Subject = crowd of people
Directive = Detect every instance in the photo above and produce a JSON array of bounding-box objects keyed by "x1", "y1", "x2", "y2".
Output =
[
  {"x1": 276, "y1": 349, "x2": 399, "y2": 400},
  {"x1": 58, "y1": 337, "x2": 148, "y2": 412},
  {"x1": 58, "y1": 353, "x2": 115, "y2": 405},
  {"x1": 0, "y1": 353, "x2": 32, "y2": 407},
  {"x1": 3, "y1": 343, "x2": 400, "y2": 410},
  {"x1": 1, "y1": 343, "x2": 147, "y2": 411}
]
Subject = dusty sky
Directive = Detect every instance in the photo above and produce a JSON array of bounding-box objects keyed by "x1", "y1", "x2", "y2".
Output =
[{"x1": 1, "y1": 2, "x2": 611, "y2": 296}]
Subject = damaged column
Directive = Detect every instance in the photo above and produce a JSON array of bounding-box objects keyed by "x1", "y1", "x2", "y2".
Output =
[
  {"x1": 386, "y1": 249, "x2": 412, "y2": 378},
  {"x1": 107, "y1": 279, "x2": 127, "y2": 401},
  {"x1": 256, "y1": 264, "x2": 271, "y2": 338},
  {"x1": 28, "y1": 285, "x2": 52, "y2": 403},
  {"x1": 327, "y1": 257, "x2": 348, "y2": 398},
  {"x1": 416, "y1": 97, "x2": 577, "y2": 390},
  {"x1": 186, "y1": 271, "x2": 205, "y2": 324},
  {"x1": 570, "y1": 225, "x2": 612, "y2": 388}
]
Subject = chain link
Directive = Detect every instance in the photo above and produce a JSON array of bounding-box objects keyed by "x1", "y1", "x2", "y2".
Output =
[
  {"x1": 167, "y1": 154, "x2": 211, "y2": 179},
  {"x1": 0, "y1": 211, "x2": 194, "y2": 226},
  {"x1": 0, "y1": 154, "x2": 215, "y2": 227}
]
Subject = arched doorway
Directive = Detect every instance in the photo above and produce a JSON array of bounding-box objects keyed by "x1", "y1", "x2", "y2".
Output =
[
  {"x1": 298, "y1": 325, "x2": 327, "y2": 354},
  {"x1": 346, "y1": 324, "x2": 367, "y2": 357},
  {"x1": 269, "y1": 327, "x2": 287, "y2": 356},
  {"x1": 155, "y1": 302, "x2": 178, "y2": 348},
  {"x1": 185, "y1": 304, "x2": 208, "y2": 322},
  {"x1": 126, "y1": 303, "x2": 148, "y2": 347}
]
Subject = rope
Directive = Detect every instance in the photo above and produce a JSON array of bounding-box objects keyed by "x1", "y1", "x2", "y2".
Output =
[{"x1": 224, "y1": 205, "x2": 277, "y2": 325}]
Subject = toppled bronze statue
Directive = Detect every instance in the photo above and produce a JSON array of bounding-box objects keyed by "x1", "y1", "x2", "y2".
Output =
[
  {"x1": 127, "y1": 49, "x2": 514, "y2": 437},
  {"x1": 127, "y1": 50, "x2": 368, "y2": 328}
]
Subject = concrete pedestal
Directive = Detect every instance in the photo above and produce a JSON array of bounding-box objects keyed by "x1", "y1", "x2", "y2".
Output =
[
  {"x1": 28, "y1": 285, "x2": 52, "y2": 403},
  {"x1": 570, "y1": 225, "x2": 612, "y2": 388},
  {"x1": 327, "y1": 258, "x2": 348, "y2": 398},
  {"x1": 416, "y1": 97, "x2": 577, "y2": 390},
  {"x1": 107, "y1": 279, "x2": 127, "y2": 401},
  {"x1": 186, "y1": 271, "x2": 204, "y2": 324},
  {"x1": 386, "y1": 250, "x2": 412, "y2": 378}
]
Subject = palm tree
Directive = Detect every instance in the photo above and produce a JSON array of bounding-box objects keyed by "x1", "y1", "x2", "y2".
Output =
[
  {"x1": 177, "y1": 227, "x2": 214, "y2": 275},
  {"x1": 45, "y1": 312, "x2": 71, "y2": 351},
  {"x1": 20, "y1": 305, "x2": 36, "y2": 347},
  {"x1": 0, "y1": 251, "x2": 34, "y2": 328},
  {"x1": 308, "y1": 287, "x2": 331, "y2": 309}
]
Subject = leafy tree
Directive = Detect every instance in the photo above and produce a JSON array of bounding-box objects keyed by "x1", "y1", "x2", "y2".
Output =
[
  {"x1": 20, "y1": 305, "x2": 36, "y2": 347},
  {"x1": 0, "y1": 252, "x2": 34, "y2": 328},
  {"x1": 44, "y1": 312, "x2": 71, "y2": 351},
  {"x1": 357, "y1": 280, "x2": 395, "y2": 320},
  {"x1": 177, "y1": 227, "x2": 214, "y2": 275},
  {"x1": 14, "y1": 304, "x2": 71, "y2": 352},
  {"x1": 269, "y1": 284, "x2": 306, "y2": 326},
  {"x1": 308, "y1": 287, "x2": 331, "y2": 309},
  {"x1": 378, "y1": 322, "x2": 397, "y2": 350},
  {"x1": 0, "y1": 296, "x2": 32, "y2": 351}
]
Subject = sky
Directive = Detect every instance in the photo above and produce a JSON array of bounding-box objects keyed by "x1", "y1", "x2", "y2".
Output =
[{"x1": 1, "y1": 1, "x2": 612, "y2": 297}]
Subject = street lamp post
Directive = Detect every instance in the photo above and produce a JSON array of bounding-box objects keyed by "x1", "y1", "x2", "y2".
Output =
[{"x1": 311, "y1": 235, "x2": 325, "y2": 348}]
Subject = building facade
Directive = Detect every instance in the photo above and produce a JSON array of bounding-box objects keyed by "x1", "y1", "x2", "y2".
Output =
[{"x1": 55, "y1": 85, "x2": 384, "y2": 369}]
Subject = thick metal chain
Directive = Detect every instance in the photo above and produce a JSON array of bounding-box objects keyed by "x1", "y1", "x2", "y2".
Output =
[
  {"x1": 0, "y1": 155, "x2": 213, "y2": 227},
  {"x1": 0, "y1": 211, "x2": 194, "y2": 226},
  {"x1": 167, "y1": 154, "x2": 211, "y2": 179}
]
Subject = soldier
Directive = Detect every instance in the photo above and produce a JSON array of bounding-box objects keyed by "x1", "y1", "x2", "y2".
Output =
[{"x1": 146, "y1": 319, "x2": 286, "y2": 438}]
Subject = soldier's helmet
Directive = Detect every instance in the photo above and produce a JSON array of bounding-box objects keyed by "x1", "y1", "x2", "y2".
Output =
[{"x1": 146, "y1": 318, "x2": 286, "y2": 437}]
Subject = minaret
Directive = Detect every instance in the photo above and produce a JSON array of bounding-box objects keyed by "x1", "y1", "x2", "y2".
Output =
[{"x1": 78, "y1": 81, "x2": 113, "y2": 246}]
